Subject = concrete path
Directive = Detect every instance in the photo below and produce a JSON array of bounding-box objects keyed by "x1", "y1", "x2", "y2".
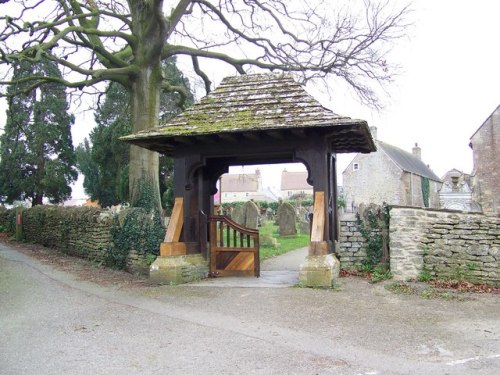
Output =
[
  {"x1": 1, "y1": 243, "x2": 500, "y2": 375},
  {"x1": 189, "y1": 246, "x2": 308, "y2": 288}
]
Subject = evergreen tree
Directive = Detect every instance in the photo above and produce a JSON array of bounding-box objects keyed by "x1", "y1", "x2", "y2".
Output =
[
  {"x1": 0, "y1": 58, "x2": 77, "y2": 205},
  {"x1": 76, "y1": 58, "x2": 192, "y2": 209}
]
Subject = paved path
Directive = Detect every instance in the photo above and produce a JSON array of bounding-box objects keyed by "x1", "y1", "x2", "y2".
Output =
[
  {"x1": 1, "y1": 243, "x2": 500, "y2": 375},
  {"x1": 189, "y1": 246, "x2": 308, "y2": 288}
]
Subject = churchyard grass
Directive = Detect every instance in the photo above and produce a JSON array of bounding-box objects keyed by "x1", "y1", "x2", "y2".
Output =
[{"x1": 259, "y1": 222, "x2": 309, "y2": 260}]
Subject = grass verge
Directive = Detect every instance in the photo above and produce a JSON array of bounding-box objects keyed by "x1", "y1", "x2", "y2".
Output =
[{"x1": 258, "y1": 222, "x2": 309, "y2": 260}]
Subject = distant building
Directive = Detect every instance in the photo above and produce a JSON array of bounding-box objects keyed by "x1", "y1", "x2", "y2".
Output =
[
  {"x1": 469, "y1": 105, "x2": 500, "y2": 216},
  {"x1": 219, "y1": 169, "x2": 276, "y2": 203},
  {"x1": 343, "y1": 127, "x2": 442, "y2": 210},
  {"x1": 280, "y1": 170, "x2": 313, "y2": 199},
  {"x1": 439, "y1": 169, "x2": 480, "y2": 212}
]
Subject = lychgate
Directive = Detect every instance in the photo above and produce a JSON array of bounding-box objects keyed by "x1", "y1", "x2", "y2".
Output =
[{"x1": 122, "y1": 73, "x2": 375, "y2": 286}]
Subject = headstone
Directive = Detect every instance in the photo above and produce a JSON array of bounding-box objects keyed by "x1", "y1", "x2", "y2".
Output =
[
  {"x1": 244, "y1": 201, "x2": 260, "y2": 229},
  {"x1": 298, "y1": 220, "x2": 310, "y2": 235},
  {"x1": 277, "y1": 202, "x2": 297, "y2": 236},
  {"x1": 297, "y1": 206, "x2": 308, "y2": 222},
  {"x1": 231, "y1": 205, "x2": 245, "y2": 226}
]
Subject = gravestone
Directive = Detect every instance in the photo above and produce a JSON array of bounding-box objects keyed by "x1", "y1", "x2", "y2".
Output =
[
  {"x1": 231, "y1": 205, "x2": 245, "y2": 226},
  {"x1": 297, "y1": 206, "x2": 308, "y2": 222},
  {"x1": 244, "y1": 200, "x2": 260, "y2": 229},
  {"x1": 297, "y1": 206, "x2": 311, "y2": 234},
  {"x1": 277, "y1": 202, "x2": 297, "y2": 236},
  {"x1": 298, "y1": 220, "x2": 310, "y2": 235}
]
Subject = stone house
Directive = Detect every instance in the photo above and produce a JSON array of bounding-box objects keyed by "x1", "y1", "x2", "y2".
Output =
[
  {"x1": 280, "y1": 169, "x2": 313, "y2": 199},
  {"x1": 439, "y1": 168, "x2": 480, "y2": 212},
  {"x1": 469, "y1": 104, "x2": 500, "y2": 216},
  {"x1": 343, "y1": 128, "x2": 442, "y2": 210},
  {"x1": 219, "y1": 168, "x2": 276, "y2": 203}
]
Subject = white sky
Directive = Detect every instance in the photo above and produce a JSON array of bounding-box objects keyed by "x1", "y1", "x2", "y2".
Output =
[
  {"x1": 1, "y1": 0, "x2": 499, "y2": 199},
  {"x1": 230, "y1": 0, "x2": 500, "y2": 194}
]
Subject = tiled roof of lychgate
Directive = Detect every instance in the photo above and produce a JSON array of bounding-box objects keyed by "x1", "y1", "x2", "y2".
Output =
[{"x1": 121, "y1": 73, "x2": 375, "y2": 154}]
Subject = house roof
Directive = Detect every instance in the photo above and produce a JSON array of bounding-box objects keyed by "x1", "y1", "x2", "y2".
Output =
[
  {"x1": 469, "y1": 104, "x2": 500, "y2": 146},
  {"x1": 280, "y1": 170, "x2": 312, "y2": 190},
  {"x1": 378, "y1": 141, "x2": 441, "y2": 181},
  {"x1": 221, "y1": 173, "x2": 259, "y2": 193},
  {"x1": 121, "y1": 73, "x2": 376, "y2": 155}
]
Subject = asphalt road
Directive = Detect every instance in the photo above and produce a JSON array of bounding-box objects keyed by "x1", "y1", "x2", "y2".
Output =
[{"x1": 1, "y1": 243, "x2": 499, "y2": 375}]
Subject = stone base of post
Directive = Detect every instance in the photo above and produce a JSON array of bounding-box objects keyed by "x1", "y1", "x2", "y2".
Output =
[
  {"x1": 149, "y1": 254, "x2": 208, "y2": 285},
  {"x1": 299, "y1": 253, "x2": 340, "y2": 288}
]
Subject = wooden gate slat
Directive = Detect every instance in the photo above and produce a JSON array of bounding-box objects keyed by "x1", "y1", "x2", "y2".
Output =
[
  {"x1": 225, "y1": 252, "x2": 254, "y2": 271},
  {"x1": 209, "y1": 215, "x2": 259, "y2": 277}
]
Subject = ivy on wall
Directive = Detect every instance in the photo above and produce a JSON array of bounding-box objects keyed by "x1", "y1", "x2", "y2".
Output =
[
  {"x1": 421, "y1": 176, "x2": 430, "y2": 208},
  {"x1": 356, "y1": 203, "x2": 391, "y2": 267},
  {"x1": 108, "y1": 208, "x2": 164, "y2": 269}
]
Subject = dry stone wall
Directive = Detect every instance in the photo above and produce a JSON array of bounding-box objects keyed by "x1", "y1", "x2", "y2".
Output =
[
  {"x1": 2, "y1": 205, "x2": 498, "y2": 285},
  {"x1": 390, "y1": 207, "x2": 499, "y2": 285},
  {"x1": 0, "y1": 206, "x2": 163, "y2": 275},
  {"x1": 338, "y1": 216, "x2": 368, "y2": 268},
  {"x1": 21, "y1": 206, "x2": 114, "y2": 262}
]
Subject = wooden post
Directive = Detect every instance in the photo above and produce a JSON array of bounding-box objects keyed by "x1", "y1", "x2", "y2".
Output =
[
  {"x1": 15, "y1": 207, "x2": 23, "y2": 241},
  {"x1": 160, "y1": 197, "x2": 186, "y2": 256},
  {"x1": 164, "y1": 197, "x2": 183, "y2": 242},
  {"x1": 310, "y1": 191, "x2": 325, "y2": 242},
  {"x1": 309, "y1": 191, "x2": 330, "y2": 256}
]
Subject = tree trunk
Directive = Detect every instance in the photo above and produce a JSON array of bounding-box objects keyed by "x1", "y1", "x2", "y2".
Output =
[
  {"x1": 127, "y1": 0, "x2": 168, "y2": 213},
  {"x1": 32, "y1": 194, "x2": 43, "y2": 206},
  {"x1": 128, "y1": 66, "x2": 162, "y2": 212}
]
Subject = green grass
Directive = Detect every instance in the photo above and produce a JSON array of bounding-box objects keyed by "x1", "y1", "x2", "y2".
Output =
[{"x1": 258, "y1": 222, "x2": 309, "y2": 260}]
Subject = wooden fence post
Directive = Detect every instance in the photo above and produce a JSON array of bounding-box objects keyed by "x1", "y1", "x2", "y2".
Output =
[{"x1": 15, "y1": 207, "x2": 23, "y2": 241}]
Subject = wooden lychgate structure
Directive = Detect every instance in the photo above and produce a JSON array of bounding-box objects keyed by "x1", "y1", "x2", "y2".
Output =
[{"x1": 122, "y1": 73, "x2": 375, "y2": 279}]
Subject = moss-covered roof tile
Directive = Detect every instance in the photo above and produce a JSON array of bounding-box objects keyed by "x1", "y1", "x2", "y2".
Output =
[{"x1": 123, "y1": 73, "x2": 361, "y2": 139}]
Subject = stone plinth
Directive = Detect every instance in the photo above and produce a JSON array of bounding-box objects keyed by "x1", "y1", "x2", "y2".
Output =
[
  {"x1": 149, "y1": 254, "x2": 208, "y2": 285},
  {"x1": 299, "y1": 254, "x2": 340, "y2": 288}
]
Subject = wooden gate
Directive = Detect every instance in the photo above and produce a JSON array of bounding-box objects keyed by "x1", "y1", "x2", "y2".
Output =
[{"x1": 208, "y1": 215, "x2": 260, "y2": 277}]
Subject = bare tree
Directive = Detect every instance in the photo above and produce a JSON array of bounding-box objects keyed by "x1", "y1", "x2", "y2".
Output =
[{"x1": 0, "y1": 0, "x2": 411, "y2": 211}]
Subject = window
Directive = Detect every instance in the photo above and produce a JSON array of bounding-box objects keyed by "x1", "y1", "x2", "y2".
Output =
[{"x1": 353, "y1": 163, "x2": 360, "y2": 171}]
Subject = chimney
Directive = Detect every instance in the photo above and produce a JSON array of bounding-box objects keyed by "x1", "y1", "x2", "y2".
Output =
[
  {"x1": 412, "y1": 143, "x2": 421, "y2": 160},
  {"x1": 370, "y1": 126, "x2": 378, "y2": 140}
]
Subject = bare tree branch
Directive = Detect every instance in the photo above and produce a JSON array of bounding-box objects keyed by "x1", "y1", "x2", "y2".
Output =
[{"x1": 0, "y1": 0, "x2": 412, "y2": 206}]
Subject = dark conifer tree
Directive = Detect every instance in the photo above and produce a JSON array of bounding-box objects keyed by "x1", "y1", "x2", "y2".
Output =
[{"x1": 0, "y1": 58, "x2": 77, "y2": 205}]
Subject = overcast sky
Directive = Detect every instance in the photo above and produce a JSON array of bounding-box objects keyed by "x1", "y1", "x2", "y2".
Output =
[
  {"x1": 231, "y1": 0, "x2": 500, "y2": 193},
  {"x1": 1, "y1": 0, "x2": 499, "y2": 199}
]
